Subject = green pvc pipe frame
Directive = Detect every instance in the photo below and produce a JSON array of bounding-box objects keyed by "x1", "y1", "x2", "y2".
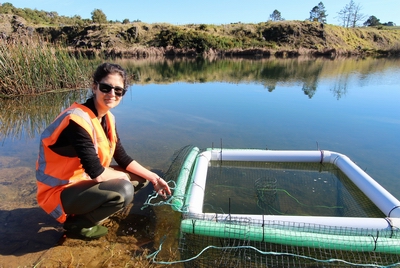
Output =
[
  {"x1": 181, "y1": 219, "x2": 400, "y2": 254},
  {"x1": 171, "y1": 146, "x2": 199, "y2": 211}
]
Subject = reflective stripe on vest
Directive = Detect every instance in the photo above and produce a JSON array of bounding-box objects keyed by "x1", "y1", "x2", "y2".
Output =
[{"x1": 49, "y1": 204, "x2": 64, "y2": 220}]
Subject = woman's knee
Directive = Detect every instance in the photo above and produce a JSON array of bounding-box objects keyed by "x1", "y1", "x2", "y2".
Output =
[{"x1": 99, "y1": 179, "x2": 134, "y2": 205}]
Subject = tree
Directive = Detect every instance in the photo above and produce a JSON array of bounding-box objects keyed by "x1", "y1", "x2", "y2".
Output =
[
  {"x1": 122, "y1": 18, "x2": 130, "y2": 24},
  {"x1": 383, "y1": 21, "x2": 395, "y2": 26},
  {"x1": 91, "y1": 9, "x2": 107, "y2": 24},
  {"x1": 0, "y1": 2, "x2": 15, "y2": 13},
  {"x1": 309, "y1": 2, "x2": 328, "y2": 23},
  {"x1": 336, "y1": 0, "x2": 366, "y2": 28},
  {"x1": 363, "y1": 15, "x2": 380, "y2": 27},
  {"x1": 269, "y1": 10, "x2": 284, "y2": 21},
  {"x1": 73, "y1": 15, "x2": 84, "y2": 26}
]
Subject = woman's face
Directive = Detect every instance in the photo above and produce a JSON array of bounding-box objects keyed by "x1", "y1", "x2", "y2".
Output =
[{"x1": 93, "y1": 73, "x2": 124, "y2": 113}]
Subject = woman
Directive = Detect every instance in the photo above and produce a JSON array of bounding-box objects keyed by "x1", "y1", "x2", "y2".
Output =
[{"x1": 36, "y1": 63, "x2": 171, "y2": 239}]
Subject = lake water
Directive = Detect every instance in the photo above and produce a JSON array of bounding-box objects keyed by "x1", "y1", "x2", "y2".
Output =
[
  {"x1": 120, "y1": 57, "x2": 400, "y2": 199},
  {"x1": 0, "y1": 57, "x2": 399, "y2": 264}
]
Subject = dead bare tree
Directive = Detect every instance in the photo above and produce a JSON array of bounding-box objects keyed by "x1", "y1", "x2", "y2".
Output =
[{"x1": 336, "y1": 0, "x2": 366, "y2": 27}]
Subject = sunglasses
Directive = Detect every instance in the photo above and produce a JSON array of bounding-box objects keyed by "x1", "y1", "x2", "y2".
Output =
[{"x1": 96, "y1": 81, "x2": 126, "y2": 97}]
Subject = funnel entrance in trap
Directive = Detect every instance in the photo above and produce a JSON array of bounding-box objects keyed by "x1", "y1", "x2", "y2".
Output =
[{"x1": 255, "y1": 177, "x2": 277, "y2": 213}]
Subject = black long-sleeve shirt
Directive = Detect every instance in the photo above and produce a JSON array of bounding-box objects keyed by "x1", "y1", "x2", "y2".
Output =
[{"x1": 48, "y1": 98, "x2": 133, "y2": 178}]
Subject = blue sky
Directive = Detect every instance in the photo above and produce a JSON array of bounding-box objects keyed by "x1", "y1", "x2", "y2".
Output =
[{"x1": 6, "y1": 0, "x2": 399, "y2": 25}]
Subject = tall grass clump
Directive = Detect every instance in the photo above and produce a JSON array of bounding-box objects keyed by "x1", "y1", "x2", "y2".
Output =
[{"x1": 0, "y1": 39, "x2": 97, "y2": 97}]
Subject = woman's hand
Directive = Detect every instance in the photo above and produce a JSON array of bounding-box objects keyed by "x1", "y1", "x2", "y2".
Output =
[
  {"x1": 124, "y1": 160, "x2": 172, "y2": 198},
  {"x1": 152, "y1": 177, "x2": 171, "y2": 199}
]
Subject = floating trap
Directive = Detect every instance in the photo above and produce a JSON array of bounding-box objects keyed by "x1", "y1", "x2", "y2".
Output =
[{"x1": 158, "y1": 147, "x2": 400, "y2": 267}]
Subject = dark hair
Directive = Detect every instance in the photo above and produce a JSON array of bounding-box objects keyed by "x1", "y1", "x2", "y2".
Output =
[{"x1": 93, "y1": 63, "x2": 128, "y2": 89}]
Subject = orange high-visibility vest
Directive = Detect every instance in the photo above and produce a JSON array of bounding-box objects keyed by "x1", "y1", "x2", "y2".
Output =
[{"x1": 36, "y1": 102, "x2": 117, "y2": 223}]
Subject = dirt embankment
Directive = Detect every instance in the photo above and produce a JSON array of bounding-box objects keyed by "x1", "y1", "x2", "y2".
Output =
[{"x1": 1, "y1": 14, "x2": 400, "y2": 58}]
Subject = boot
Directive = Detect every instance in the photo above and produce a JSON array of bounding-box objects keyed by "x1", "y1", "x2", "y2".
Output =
[{"x1": 64, "y1": 215, "x2": 108, "y2": 239}]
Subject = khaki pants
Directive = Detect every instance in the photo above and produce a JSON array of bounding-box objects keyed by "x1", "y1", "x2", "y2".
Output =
[{"x1": 60, "y1": 178, "x2": 134, "y2": 226}]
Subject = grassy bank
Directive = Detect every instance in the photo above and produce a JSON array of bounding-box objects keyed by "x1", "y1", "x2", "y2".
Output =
[{"x1": 32, "y1": 20, "x2": 400, "y2": 58}]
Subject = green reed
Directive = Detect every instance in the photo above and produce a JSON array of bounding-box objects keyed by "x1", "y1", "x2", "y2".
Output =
[{"x1": 0, "y1": 39, "x2": 97, "y2": 97}]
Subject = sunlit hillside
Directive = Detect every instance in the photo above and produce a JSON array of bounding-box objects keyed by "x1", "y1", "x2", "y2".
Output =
[{"x1": 1, "y1": 3, "x2": 399, "y2": 57}]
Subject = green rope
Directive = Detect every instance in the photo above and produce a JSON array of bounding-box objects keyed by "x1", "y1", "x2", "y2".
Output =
[
  {"x1": 258, "y1": 188, "x2": 344, "y2": 210},
  {"x1": 141, "y1": 180, "x2": 189, "y2": 213},
  {"x1": 147, "y1": 237, "x2": 400, "y2": 267},
  {"x1": 210, "y1": 184, "x2": 344, "y2": 214}
]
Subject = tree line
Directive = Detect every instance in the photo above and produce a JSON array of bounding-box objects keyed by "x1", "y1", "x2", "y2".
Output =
[
  {"x1": 269, "y1": 0, "x2": 395, "y2": 27},
  {"x1": 0, "y1": 1, "x2": 395, "y2": 28},
  {"x1": 0, "y1": 2, "x2": 137, "y2": 26}
]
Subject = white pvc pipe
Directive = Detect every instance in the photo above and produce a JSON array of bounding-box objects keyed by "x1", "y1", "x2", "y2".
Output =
[
  {"x1": 329, "y1": 152, "x2": 400, "y2": 218},
  {"x1": 211, "y1": 149, "x2": 325, "y2": 162},
  {"x1": 187, "y1": 151, "x2": 212, "y2": 213},
  {"x1": 185, "y1": 149, "x2": 400, "y2": 228}
]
